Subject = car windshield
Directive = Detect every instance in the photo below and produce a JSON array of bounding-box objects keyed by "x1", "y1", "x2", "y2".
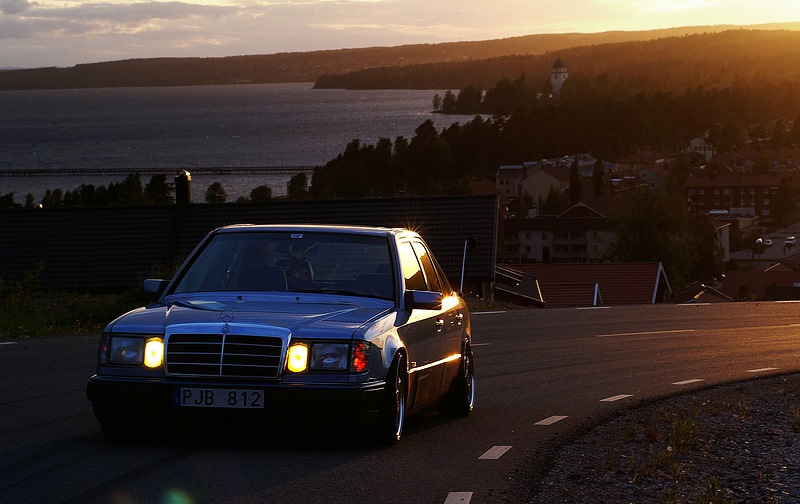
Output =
[{"x1": 171, "y1": 230, "x2": 395, "y2": 300}]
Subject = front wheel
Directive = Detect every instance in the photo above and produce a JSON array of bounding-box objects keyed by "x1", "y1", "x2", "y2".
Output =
[
  {"x1": 373, "y1": 355, "x2": 406, "y2": 445},
  {"x1": 442, "y1": 339, "x2": 475, "y2": 416}
]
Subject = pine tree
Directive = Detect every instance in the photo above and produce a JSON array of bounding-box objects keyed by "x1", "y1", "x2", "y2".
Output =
[{"x1": 569, "y1": 158, "x2": 581, "y2": 204}]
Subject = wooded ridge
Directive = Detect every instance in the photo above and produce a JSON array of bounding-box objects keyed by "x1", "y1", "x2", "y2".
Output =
[
  {"x1": 1, "y1": 22, "x2": 798, "y2": 90},
  {"x1": 316, "y1": 29, "x2": 800, "y2": 93}
]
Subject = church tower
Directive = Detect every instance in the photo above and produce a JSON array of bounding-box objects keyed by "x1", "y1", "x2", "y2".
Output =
[{"x1": 551, "y1": 56, "x2": 568, "y2": 95}]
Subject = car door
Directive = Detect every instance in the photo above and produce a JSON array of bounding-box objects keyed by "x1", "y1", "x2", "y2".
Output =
[
  {"x1": 397, "y1": 239, "x2": 444, "y2": 408},
  {"x1": 412, "y1": 240, "x2": 464, "y2": 392}
]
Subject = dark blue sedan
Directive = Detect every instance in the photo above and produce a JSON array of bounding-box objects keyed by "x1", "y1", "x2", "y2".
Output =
[{"x1": 87, "y1": 224, "x2": 475, "y2": 444}]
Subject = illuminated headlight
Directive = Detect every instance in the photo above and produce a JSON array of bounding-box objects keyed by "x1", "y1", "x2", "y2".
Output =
[
  {"x1": 286, "y1": 341, "x2": 370, "y2": 373},
  {"x1": 310, "y1": 343, "x2": 349, "y2": 371},
  {"x1": 101, "y1": 335, "x2": 164, "y2": 367},
  {"x1": 143, "y1": 338, "x2": 164, "y2": 368},
  {"x1": 287, "y1": 343, "x2": 309, "y2": 373}
]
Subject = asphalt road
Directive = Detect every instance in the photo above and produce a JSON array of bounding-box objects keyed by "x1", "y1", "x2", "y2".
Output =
[{"x1": 2, "y1": 302, "x2": 799, "y2": 503}]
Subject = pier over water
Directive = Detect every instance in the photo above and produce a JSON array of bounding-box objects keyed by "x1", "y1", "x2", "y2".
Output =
[{"x1": 0, "y1": 166, "x2": 317, "y2": 177}]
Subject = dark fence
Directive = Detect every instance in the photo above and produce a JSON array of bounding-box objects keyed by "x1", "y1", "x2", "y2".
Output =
[{"x1": 0, "y1": 195, "x2": 498, "y2": 291}]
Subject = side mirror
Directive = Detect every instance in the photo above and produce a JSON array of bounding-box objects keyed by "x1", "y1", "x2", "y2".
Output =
[
  {"x1": 404, "y1": 290, "x2": 443, "y2": 311},
  {"x1": 143, "y1": 279, "x2": 169, "y2": 300}
]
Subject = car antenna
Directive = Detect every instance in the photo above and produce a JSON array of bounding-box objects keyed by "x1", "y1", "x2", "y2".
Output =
[{"x1": 459, "y1": 237, "x2": 477, "y2": 295}]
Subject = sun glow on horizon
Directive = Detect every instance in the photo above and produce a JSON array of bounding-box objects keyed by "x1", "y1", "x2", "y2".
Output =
[{"x1": 3, "y1": 0, "x2": 800, "y2": 67}]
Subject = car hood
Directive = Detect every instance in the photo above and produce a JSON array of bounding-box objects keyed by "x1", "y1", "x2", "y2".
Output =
[{"x1": 107, "y1": 294, "x2": 393, "y2": 340}]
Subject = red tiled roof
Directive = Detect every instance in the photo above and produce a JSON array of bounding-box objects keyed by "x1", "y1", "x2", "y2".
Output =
[
  {"x1": 537, "y1": 282, "x2": 599, "y2": 308},
  {"x1": 685, "y1": 173, "x2": 796, "y2": 188},
  {"x1": 507, "y1": 262, "x2": 670, "y2": 308},
  {"x1": 558, "y1": 202, "x2": 606, "y2": 218},
  {"x1": 718, "y1": 270, "x2": 800, "y2": 300}
]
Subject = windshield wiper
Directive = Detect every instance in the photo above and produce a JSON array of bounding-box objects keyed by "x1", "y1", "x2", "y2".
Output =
[{"x1": 291, "y1": 288, "x2": 378, "y2": 299}]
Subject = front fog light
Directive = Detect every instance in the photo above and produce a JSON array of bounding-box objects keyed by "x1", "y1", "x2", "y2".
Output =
[
  {"x1": 109, "y1": 337, "x2": 144, "y2": 365},
  {"x1": 143, "y1": 338, "x2": 164, "y2": 368}
]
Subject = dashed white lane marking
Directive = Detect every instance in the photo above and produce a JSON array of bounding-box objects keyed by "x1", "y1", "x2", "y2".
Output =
[
  {"x1": 535, "y1": 415, "x2": 569, "y2": 426},
  {"x1": 0, "y1": 342, "x2": 17, "y2": 346},
  {"x1": 576, "y1": 306, "x2": 610, "y2": 310},
  {"x1": 472, "y1": 311, "x2": 506, "y2": 315},
  {"x1": 596, "y1": 329, "x2": 696, "y2": 338},
  {"x1": 673, "y1": 379, "x2": 705, "y2": 385},
  {"x1": 471, "y1": 343, "x2": 492, "y2": 347},
  {"x1": 600, "y1": 394, "x2": 633, "y2": 402},
  {"x1": 444, "y1": 492, "x2": 473, "y2": 503},
  {"x1": 479, "y1": 445, "x2": 512, "y2": 460},
  {"x1": 747, "y1": 367, "x2": 779, "y2": 373}
]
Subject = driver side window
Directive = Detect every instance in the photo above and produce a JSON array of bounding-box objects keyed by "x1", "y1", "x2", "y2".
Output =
[
  {"x1": 412, "y1": 241, "x2": 443, "y2": 294},
  {"x1": 399, "y1": 242, "x2": 427, "y2": 291}
]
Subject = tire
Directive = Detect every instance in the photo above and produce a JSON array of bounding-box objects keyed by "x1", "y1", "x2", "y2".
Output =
[
  {"x1": 374, "y1": 355, "x2": 407, "y2": 445},
  {"x1": 443, "y1": 339, "x2": 475, "y2": 417}
]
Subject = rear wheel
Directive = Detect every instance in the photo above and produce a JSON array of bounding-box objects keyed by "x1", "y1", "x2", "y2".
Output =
[
  {"x1": 443, "y1": 339, "x2": 475, "y2": 416},
  {"x1": 374, "y1": 355, "x2": 406, "y2": 445}
]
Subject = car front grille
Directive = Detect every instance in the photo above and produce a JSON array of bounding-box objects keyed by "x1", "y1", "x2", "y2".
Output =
[{"x1": 166, "y1": 334, "x2": 284, "y2": 379}]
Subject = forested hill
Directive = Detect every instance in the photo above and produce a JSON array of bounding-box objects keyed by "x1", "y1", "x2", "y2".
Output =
[
  {"x1": 1, "y1": 22, "x2": 798, "y2": 90},
  {"x1": 315, "y1": 29, "x2": 800, "y2": 93}
]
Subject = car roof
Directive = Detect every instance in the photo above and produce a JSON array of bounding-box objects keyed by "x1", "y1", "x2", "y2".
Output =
[{"x1": 213, "y1": 223, "x2": 420, "y2": 240}]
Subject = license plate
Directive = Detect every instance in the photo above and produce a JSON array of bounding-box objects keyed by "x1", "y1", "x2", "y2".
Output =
[{"x1": 175, "y1": 388, "x2": 265, "y2": 409}]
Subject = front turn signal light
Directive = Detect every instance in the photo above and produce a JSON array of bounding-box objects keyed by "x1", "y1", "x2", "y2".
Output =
[
  {"x1": 287, "y1": 343, "x2": 309, "y2": 373},
  {"x1": 350, "y1": 341, "x2": 370, "y2": 373},
  {"x1": 143, "y1": 338, "x2": 164, "y2": 368}
]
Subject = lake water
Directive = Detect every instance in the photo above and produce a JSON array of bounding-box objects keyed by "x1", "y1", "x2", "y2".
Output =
[{"x1": 0, "y1": 83, "x2": 473, "y2": 202}]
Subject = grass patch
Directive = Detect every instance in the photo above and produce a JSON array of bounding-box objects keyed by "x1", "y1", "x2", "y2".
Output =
[{"x1": 0, "y1": 263, "x2": 146, "y2": 340}]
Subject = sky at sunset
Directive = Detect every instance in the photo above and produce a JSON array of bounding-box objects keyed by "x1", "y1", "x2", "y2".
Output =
[{"x1": 2, "y1": 0, "x2": 800, "y2": 68}]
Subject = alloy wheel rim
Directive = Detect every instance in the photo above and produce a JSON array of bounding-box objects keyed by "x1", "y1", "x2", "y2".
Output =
[{"x1": 394, "y1": 370, "x2": 405, "y2": 438}]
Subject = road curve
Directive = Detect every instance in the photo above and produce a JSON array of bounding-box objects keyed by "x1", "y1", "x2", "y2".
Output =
[{"x1": 1, "y1": 302, "x2": 799, "y2": 503}]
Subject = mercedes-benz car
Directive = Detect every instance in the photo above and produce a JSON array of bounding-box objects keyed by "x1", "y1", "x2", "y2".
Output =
[{"x1": 86, "y1": 224, "x2": 474, "y2": 444}]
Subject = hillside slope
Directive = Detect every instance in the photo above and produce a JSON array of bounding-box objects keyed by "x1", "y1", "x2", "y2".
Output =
[
  {"x1": 316, "y1": 28, "x2": 800, "y2": 92},
  {"x1": 1, "y1": 22, "x2": 798, "y2": 90}
]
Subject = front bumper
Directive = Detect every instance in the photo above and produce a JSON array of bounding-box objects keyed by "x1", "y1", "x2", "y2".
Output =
[{"x1": 87, "y1": 375, "x2": 386, "y2": 431}]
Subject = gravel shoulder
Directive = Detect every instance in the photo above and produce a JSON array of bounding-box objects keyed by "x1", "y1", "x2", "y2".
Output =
[{"x1": 529, "y1": 373, "x2": 800, "y2": 503}]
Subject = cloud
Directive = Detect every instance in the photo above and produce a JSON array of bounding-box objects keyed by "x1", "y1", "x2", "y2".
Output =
[
  {"x1": 31, "y1": 1, "x2": 236, "y2": 25},
  {"x1": 634, "y1": 0, "x2": 716, "y2": 14},
  {"x1": 1, "y1": 0, "x2": 32, "y2": 15},
  {"x1": 2, "y1": 0, "x2": 800, "y2": 69},
  {"x1": 311, "y1": 21, "x2": 481, "y2": 39},
  {"x1": 0, "y1": 1, "x2": 238, "y2": 41}
]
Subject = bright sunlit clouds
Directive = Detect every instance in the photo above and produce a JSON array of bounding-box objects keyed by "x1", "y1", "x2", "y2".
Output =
[{"x1": 1, "y1": 0, "x2": 799, "y2": 68}]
